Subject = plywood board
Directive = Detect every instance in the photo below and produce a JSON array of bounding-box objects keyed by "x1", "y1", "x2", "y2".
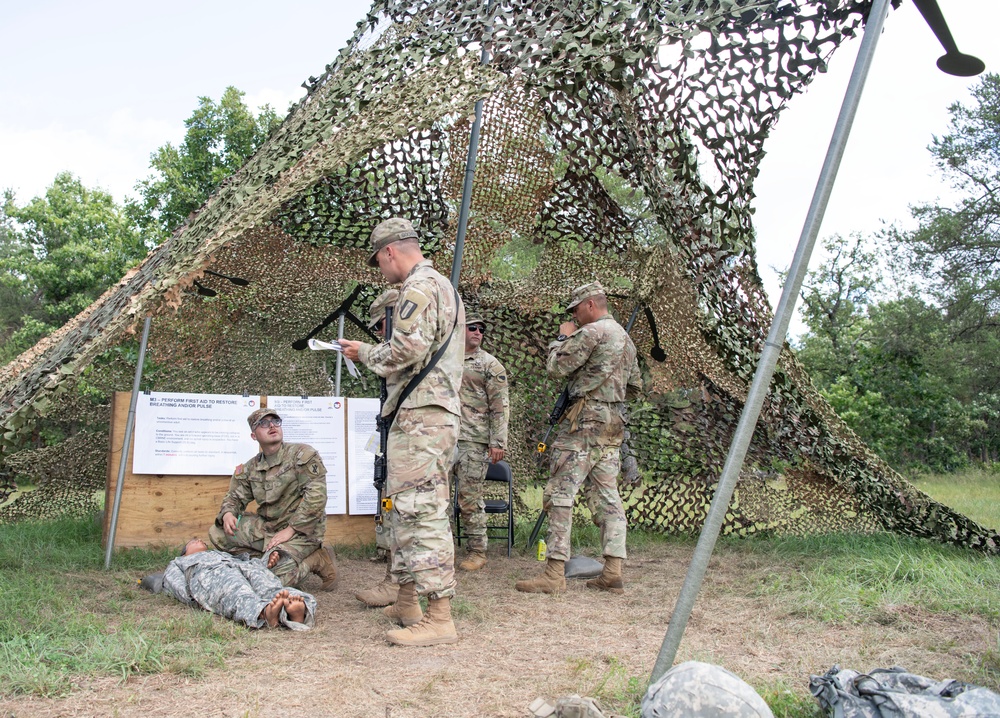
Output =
[{"x1": 104, "y1": 392, "x2": 375, "y2": 549}]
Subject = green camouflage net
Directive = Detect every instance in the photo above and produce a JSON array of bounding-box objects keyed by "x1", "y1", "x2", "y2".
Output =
[{"x1": 1, "y1": 0, "x2": 996, "y2": 551}]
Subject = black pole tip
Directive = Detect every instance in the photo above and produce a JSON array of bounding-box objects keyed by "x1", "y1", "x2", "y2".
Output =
[
  {"x1": 650, "y1": 345, "x2": 667, "y2": 362},
  {"x1": 936, "y1": 52, "x2": 986, "y2": 77},
  {"x1": 291, "y1": 339, "x2": 309, "y2": 350}
]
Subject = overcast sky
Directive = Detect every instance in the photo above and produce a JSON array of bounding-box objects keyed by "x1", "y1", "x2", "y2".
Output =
[{"x1": 1, "y1": 0, "x2": 996, "y2": 331}]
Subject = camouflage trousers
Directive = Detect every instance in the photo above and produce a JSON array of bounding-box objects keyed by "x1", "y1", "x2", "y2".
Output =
[
  {"x1": 544, "y1": 441, "x2": 627, "y2": 562},
  {"x1": 451, "y1": 440, "x2": 489, "y2": 552},
  {"x1": 208, "y1": 514, "x2": 321, "y2": 588},
  {"x1": 169, "y1": 554, "x2": 317, "y2": 630},
  {"x1": 384, "y1": 406, "x2": 459, "y2": 598},
  {"x1": 389, "y1": 476, "x2": 457, "y2": 598}
]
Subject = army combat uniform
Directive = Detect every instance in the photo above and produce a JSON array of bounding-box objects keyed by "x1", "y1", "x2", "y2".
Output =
[
  {"x1": 209, "y1": 442, "x2": 328, "y2": 588},
  {"x1": 544, "y1": 311, "x2": 640, "y2": 563},
  {"x1": 452, "y1": 344, "x2": 509, "y2": 554},
  {"x1": 516, "y1": 281, "x2": 641, "y2": 595},
  {"x1": 161, "y1": 550, "x2": 317, "y2": 630},
  {"x1": 353, "y1": 216, "x2": 464, "y2": 646},
  {"x1": 357, "y1": 257, "x2": 464, "y2": 600}
]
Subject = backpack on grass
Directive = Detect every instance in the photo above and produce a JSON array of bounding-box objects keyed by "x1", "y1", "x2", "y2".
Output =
[{"x1": 809, "y1": 665, "x2": 1000, "y2": 717}]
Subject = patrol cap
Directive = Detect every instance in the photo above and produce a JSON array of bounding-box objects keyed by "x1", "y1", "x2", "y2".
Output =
[
  {"x1": 247, "y1": 407, "x2": 281, "y2": 429},
  {"x1": 566, "y1": 280, "x2": 607, "y2": 311},
  {"x1": 465, "y1": 313, "x2": 486, "y2": 327},
  {"x1": 368, "y1": 289, "x2": 400, "y2": 329},
  {"x1": 367, "y1": 217, "x2": 418, "y2": 267}
]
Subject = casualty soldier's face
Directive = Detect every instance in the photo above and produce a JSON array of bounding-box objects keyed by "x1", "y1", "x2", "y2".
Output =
[
  {"x1": 252, "y1": 415, "x2": 283, "y2": 443},
  {"x1": 182, "y1": 538, "x2": 208, "y2": 555}
]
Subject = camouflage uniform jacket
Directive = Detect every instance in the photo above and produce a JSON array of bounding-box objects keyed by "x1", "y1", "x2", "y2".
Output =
[
  {"x1": 547, "y1": 314, "x2": 642, "y2": 447},
  {"x1": 162, "y1": 550, "x2": 317, "y2": 630},
  {"x1": 357, "y1": 260, "x2": 465, "y2": 418},
  {"x1": 459, "y1": 347, "x2": 509, "y2": 448},
  {"x1": 216, "y1": 443, "x2": 327, "y2": 540}
]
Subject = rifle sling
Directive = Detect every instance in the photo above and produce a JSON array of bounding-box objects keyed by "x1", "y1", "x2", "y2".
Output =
[{"x1": 387, "y1": 284, "x2": 461, "y2": 428}]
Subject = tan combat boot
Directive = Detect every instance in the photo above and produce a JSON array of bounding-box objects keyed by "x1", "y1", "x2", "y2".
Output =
[
  {"x1": 514, "y1": 558, "x2": 566, "y2": 594},
  {"x1": 386, "y1": 596, "x2": 458, "y2": 646},
  {"x1": 302, "y1": 545, "x2": 338, "y2": 591},
  {"x1": 586, "y1": 556, "x2": 624, "y2": 594},
  {"x1": 355, "y1": 566, "x2": 399, "y2": 607},
  {"x1": 458, "y1": 549, "x2": 487, "y2": 571},
  {"x1": 383, "y1": 581, "x2": 423, "y2": 627}
]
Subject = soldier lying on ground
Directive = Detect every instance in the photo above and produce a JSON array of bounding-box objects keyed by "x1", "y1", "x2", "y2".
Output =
[{"x1": 140, "y1": 538, "x2": 318, "y2": 630}]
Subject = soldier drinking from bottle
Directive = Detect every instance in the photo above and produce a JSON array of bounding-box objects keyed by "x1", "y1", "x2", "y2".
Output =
[{"x1": 515, "y1": 281, "x2": 641, "y2": 595}]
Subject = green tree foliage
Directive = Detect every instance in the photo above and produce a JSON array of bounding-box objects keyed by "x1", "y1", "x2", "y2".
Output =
[
  {"x1": 133, "y1": 87, "x2": 281, "y2": 240},
  {"x1": 796, "y1": 235, "x2": 998, "y2": 471},
  {"x1": 0, "y1": 174, "x2": 148, "y2": 362},
  {"x1": 902, "y1": 73, "x2": 1000, "y2": 314},
  {"x1": 794, "y1": 233, "x2": 880, "y2": 385},
  {"x1": 796, "y1": 75, "x2": 1000, "y2": 471}
]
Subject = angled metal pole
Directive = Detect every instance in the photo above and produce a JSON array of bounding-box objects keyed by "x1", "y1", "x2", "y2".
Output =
[
  {"x1": 335, "y1": 313, "x2": 346, "y2": 395},
  {"x1": 649, "y1": 0, "x2": 893, "y2": 683},
  {"x1": 105, "y1": 316, "x2": 152, "y2": 569},
  {"x1": 449, "y1": 0, "x2": 492, "y2": 289}
]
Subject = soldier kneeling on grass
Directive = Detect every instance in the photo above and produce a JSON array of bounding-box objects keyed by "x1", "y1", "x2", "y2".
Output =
[{"x1": 209, "y1": 408, "x2": 338, "y2": 592}]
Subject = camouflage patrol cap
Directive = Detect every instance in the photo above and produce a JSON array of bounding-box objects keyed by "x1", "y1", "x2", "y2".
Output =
[
  {"x1": 566, "y1": 280, "x2": 607, "y2": 310},
  {"x1": 367, "y1": 217, "x2": 419, "y2": 267},
  {"x1": 641, "y1": 661, "x2": 774, "y2": 718},
  {"x1": 368, "y1": 289, "x2": 400, "y2": 329},
  {"x1": 465, "y1": 313, "x2": 486, "y2": 327},
  {"x1": 247, "y1": 407, "x2": 281, "y2": 429}
]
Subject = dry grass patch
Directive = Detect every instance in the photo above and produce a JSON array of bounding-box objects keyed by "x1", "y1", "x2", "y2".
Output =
[{"x1": 2, "y1": 535, "x2": 997, "y2": 718}]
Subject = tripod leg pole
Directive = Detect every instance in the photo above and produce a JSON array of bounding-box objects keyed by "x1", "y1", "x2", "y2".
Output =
[{"x1": 526, "y1": 509, "x2": 547, "y2": 550}]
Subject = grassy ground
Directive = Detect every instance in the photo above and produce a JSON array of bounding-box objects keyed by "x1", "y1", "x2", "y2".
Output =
[
  {"x1": 912, "y1": 466, "x2": 1000, "y2": 530},
  {"x1": 2, "y1": 466, "x2": 998, "y2": 715},
  {"x1": 0, "y1": 517, "x2": 258, "y2": 697}
]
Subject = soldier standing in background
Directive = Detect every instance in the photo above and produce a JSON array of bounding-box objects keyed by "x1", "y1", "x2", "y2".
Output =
[
  {"x1": 209, "y1": 408, "x2": 338, "y2": 591},
  {"x1": 340, "y1": 217, "x2": 464, "y2": 646},
  {"x1": 515, "y1": 281, "x2": 641, "y2": 595},
  {"x1": 452, "y1": 313, "x2": 509, "y2": 571},
  {"x1": 355, "y1": 288, "x2": 402, "y2": 609}
]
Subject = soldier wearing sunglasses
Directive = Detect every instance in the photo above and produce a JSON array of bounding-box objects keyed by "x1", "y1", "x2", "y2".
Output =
[
  {"x1": 209, "y1": 408, "x2": 337, "y2": 592},
  {"x1": 451, "y1": 314, "x2": 509, "y2": 571}
]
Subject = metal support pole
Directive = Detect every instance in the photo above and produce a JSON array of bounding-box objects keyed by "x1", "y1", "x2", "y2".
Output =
[
  {"x1": 104, "y1": 316, "x2": 152, "y2": 569},
  {"x1": 449, "y1": 0, "x2": 492, "y2": 289},
  {"x1": 649, "y1": 0, "x2": 892, "y2": 683},
  {"x1": 334, "y1": 313, "x2": 346, "y2": 395}
]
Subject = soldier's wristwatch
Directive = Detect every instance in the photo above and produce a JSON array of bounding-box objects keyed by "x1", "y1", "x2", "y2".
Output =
[{"x1": 556, "y1": 334, "x2": 568, "y2": 341}]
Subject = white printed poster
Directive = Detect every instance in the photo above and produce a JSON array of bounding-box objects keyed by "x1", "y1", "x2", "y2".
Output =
[
  {"x1": 133, "y1": 392, "x2": 260, "y2": 476},
  {"x1": 269, "y1": 396, "x2": 347, "y2": 515},
  {"x1": 347, "y1": 398, "x2": 381, "y2": 515}
]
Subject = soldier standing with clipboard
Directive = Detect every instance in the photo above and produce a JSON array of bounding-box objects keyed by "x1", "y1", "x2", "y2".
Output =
[{"x1": 340, "y1": 218, "x2": 465, "y2": 647}]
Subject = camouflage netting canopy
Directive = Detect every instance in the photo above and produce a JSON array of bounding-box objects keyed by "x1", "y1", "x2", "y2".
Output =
[{"x1": 1, "y1": 0, "x2": 996, "y2": 551}]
